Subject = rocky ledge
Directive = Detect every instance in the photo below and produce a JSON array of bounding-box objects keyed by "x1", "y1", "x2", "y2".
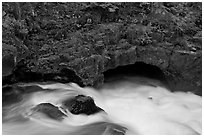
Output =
[{"x1": 2, "y1": 2, "x2": 202, "y2": 95}]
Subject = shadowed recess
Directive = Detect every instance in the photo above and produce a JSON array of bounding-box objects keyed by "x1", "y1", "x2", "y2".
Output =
[{"x1": 103, "y1": 62, "x2": 169, "y2": 87}]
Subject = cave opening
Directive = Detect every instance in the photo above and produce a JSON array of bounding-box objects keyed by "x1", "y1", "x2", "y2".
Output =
[{"x1": 103, "y1": 62, "x2": 169, "y2": 88}]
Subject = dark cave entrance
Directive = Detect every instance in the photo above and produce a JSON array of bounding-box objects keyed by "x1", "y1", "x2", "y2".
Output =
[{"x1": 103, "y1": 62, "x2": 169, "y2": 88}]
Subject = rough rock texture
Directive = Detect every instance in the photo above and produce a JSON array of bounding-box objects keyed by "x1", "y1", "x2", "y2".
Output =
[
  {"x1": 2, "y1": 3, "x2": 202, "y2": 95},
  {"x1": 2, "y1": 44, "x2": 17, "y2": 77},
  {"x1": 62, "y1": 95, "x2": 104, "y2": 115}
]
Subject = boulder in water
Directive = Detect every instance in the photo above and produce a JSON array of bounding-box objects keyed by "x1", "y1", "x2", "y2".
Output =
[
  {"x1": 62, "y1": 95, "x2": 104, "y2": 115},
  {"x1": 31, "y1": 103, "x2": 66, "y2": 121}
]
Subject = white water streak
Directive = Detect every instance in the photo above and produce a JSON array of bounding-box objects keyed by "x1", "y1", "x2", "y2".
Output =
[{"x1": 2, "y1": 79, "x2": 202, "y2": 135}]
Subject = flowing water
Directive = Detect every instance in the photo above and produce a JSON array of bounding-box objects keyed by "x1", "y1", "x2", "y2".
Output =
[{"x1": 2, "y1": 76, "x2": 202, "y2": 135}]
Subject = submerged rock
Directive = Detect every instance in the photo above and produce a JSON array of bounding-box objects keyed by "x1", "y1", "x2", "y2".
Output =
[
  {"x1": 16, "y1": 85, "x2": 44, "y2": 93},
  {"x1": 103, "y1": 123, "x2": 127, "y2": 135},
  {"x1": 62, "y1": 95, "x2": 104, "y2": 115},
  {"x1": 74, "y1": 122, "x2": 127, "y2": 135},
  {"x1": 2, "y1": 85, "x2": 22, "y2": 106},
  {"x1": 31, "y1": 103, "x2": 66, "y2": 120}
]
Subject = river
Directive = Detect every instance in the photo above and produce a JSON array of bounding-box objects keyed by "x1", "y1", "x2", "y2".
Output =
[{"x1": 2, "y1": 76, "x2": 202, "y2": 135}]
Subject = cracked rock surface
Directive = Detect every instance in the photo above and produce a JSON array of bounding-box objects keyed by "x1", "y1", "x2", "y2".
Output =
[
  {"x1": 62, "y1": 95, "x2": 104, "y2": 115},
  {"x1": 2, "y1": 2, "x2": 202, "y2": 95}
]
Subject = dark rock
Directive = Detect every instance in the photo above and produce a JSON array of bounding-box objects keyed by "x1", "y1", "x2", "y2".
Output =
[
  {"x1": 81, "y1": 3, "x2": 119, "y2": 23},
  {"x1": 62, "y1": 95, "x2": 104, "y2": 115},
  {"x1": 43, "y1": 68, "x2": 84, "y2": 86},
  {"x1": 8, "y1": 60, "x2": 44, "y2": 84},
  {"x1": 2, "y1": 54, "x2": 16, "y2": 76},
  {"x1": 31, "y1": 103, "x2": 66, "y2": 120},
  {"x1": 2, "y1": 44, "x2": 17, "y2": 77},
  {"x1": 136, "y1": 46, "x2": 171, "y2": 70},
  {"x1": 165, "y1": 50, "x2": 202, "y2": 95},
  {"x1": 126, "y1": 24, "x2": 148, "y2": 45},
  {"x1": 104, "y1": 47, "x2": 136, "y2": 70},
  {"x1": 98, "y1": 23, "x2": 123, "y2": 45},
  {"x1": 2, "y1": 3, "x2": 202, "y2": 94},
  {"x1": 2, "y1": 85, "x2": 22, "y2": 106}
]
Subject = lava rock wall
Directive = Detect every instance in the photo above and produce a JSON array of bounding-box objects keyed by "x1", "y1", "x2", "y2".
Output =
[{"x1": 2, "y1": 2, "x2": 202, "y2": 95}]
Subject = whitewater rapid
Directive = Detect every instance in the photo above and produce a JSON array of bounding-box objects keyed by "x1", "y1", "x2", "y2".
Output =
[{"x1": 2, "y1": 77, "x2": 202, "y2": 135}]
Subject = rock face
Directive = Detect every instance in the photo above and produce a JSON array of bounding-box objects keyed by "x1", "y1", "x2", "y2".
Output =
[
  {"x1": 2, "y1": 3, "x2": 202, "y2": 95},
  {"x1": 2, "y1": 44, "x2": 17, "y2": 77},
  {"x1": 62, "y1": 95, "x2": 104, "y2": 115}
]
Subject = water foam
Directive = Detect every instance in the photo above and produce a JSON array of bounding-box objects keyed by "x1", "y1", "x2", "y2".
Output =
[{"x1": 2, "y1": 78, "x2": 202, "y2": 135}]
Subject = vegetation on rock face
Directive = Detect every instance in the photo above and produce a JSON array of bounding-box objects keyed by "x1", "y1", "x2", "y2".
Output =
[{"x1": 2, "y1": 2, "x2": 202, "y2": 94}]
